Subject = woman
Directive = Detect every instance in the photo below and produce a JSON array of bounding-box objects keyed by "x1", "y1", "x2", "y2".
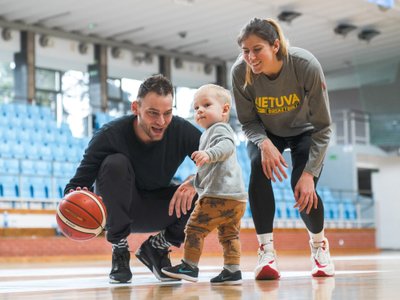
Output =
[{"x1": 231, "y1": 17, "x2": 334, "y2": 279}]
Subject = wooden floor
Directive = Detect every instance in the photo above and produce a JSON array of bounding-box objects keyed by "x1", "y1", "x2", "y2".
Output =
[{"x1": 1, "y1": 251, "x2": 399, "y2": 299}]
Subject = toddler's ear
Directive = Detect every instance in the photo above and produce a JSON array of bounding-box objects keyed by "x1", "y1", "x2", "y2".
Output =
[{"x1": 223, "y1": 103, "x2": 230, "y2": 114}]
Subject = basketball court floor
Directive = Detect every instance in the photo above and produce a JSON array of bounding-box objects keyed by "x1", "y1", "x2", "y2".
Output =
[{"x1": 1, "y1": 251, "x2": 399, "y2": 299}]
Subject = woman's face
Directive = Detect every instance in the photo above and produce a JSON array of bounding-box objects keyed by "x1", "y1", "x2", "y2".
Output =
[{"x1": 241, "y1": 34, "x2": 279, "y2": 74}]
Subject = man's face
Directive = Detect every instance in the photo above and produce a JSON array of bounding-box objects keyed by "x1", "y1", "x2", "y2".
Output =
[{"x1": 131, "y1": 91, "x2": 174, "y2": 143}]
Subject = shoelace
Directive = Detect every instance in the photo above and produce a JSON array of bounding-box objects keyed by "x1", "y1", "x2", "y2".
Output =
[
  {"x1": 113, "y1": 251, "x2": 130, "y2": 269},
  {"x1": 157, "y1": 248, "x2": 172, "y2": 267},
  {"x1": 314, "y1": 247, "x2": 329, "y2": 265},
  {"x1": 257, "y1": 248, "x2": 275, "y2": 264}
]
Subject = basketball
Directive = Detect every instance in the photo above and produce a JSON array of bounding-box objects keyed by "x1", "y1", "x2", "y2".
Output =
[{"x1": 56, "y1": 190, "x2": 107, "y2": 241}]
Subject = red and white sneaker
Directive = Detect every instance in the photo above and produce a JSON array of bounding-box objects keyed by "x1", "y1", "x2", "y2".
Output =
[
  {"x1": 310, "y1": 238, "x2": 335, "y2": 277},
  {"x1": 254, "y1": 244, "x2": 280, "y2": 280}
]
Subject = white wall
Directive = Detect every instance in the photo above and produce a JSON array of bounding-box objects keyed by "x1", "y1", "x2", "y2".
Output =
[
  {"x1": 107, "y1": 48, "x2": 158, "y2": 80},
  {"x1": 35, "y1": 36, "x2": 95, "y2": 72},
  {"x1": 0, "y1": 28, "x2": 20, "y2": 61},
  {"x1": 171, "y1": 58, "x2": 216, "y2": 88},
  {"x1": 371, "y1": 156, "x2": 400, "y2": 250}
]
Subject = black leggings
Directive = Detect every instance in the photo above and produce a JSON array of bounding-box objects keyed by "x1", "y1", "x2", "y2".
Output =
[
  {"x1": 96, "y1": 153, "x2": 194, "y2": 246},
  {"x1": 247, "y1": 131, "x2": 324, "y2": 234}
]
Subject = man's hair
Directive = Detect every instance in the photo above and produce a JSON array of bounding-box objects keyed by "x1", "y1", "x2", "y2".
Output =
[{"x1": 137, "y1": 74, "x2": 174, "y2": 101}]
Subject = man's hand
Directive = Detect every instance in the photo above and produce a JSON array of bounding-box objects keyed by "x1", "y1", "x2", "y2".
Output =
[
  {"x1": 293, "y1": 171, "x2": 318, "y2": 214},
  {"x1": 168, "y1": 178, "x2": 196, "y2": 218},
  {"x1": 67, "y1": 186, "x2": 89, "y2": 194}
]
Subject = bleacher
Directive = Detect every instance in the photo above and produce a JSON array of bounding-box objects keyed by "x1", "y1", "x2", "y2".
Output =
[
  {"x1": 0, "y1": 105, "x2": 369, "y2": 229},
  {"x1": 174, "y1": 141, "x2": 370, "y2": 228},
  {"x1": 0, "y1": 103, "x2": 89, "y2": 210}
]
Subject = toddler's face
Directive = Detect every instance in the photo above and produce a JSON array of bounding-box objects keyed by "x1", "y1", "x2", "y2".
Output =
[{"x1": 193, "y1": 91, "x2": 226, "y2": 129}]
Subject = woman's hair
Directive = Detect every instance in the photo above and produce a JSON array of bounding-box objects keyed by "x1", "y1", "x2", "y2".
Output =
[{"x1": 237, "y1": 18, "x2": 289, "y2": 87}]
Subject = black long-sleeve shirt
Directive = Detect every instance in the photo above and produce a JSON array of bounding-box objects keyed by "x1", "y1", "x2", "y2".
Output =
[{"x1": 64, "y1": 115, "x2": 201, "y2": 194}]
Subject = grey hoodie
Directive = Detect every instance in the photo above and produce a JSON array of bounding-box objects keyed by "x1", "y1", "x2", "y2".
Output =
[
  {"x1": 193, "y1": 122, "x2": 247, "y2": 201},
  {"x1": 231, "y1": 47, "x2": 331, "y2": 177}
]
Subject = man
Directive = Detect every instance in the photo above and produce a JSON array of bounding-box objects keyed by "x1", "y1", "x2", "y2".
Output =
[{"x1": 65, "y1": 74, "x2": 201, "y2": 283}]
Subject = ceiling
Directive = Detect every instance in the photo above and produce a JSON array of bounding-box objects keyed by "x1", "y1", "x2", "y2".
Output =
[{"x1": 0, "y1": 0, "x2": 399, "y2": 74}]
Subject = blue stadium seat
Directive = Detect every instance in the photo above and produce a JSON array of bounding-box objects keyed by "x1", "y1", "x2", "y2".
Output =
[
  {"x1": 21, "y1": 117, "x2": 36, "y2": 131},
  {"x1": 54, "y1": 177, "x2": 70, "y2": 198},
  {"x1": 14, "y1": 103, "x2": 29, "y2": 118},
  {"x1": 39, "y1": 106, "x2": 53, "y2": 119},
  {"x1": 34, "y1": 118, "x2": 48, "y2": 132},
  {"x1": 59, "y1": 123, "x2": 72, "y2": 136},
  {"x1": 1, "y1": 103, "x2": 17, "y2": 117},
  {"x1": 16, "y1": 129, "x2": 32, "y2": 144},
  {"x1": 25, "y1": 143, "x2": 41, "y2": 161},
  {"x1": 31, "y1": 176, "x2": 51, "y2": 199},
  {"x1": 343, "y1": 198, "x2": 357, "y2": 220},
  {"x1": 324, "y1": 201, "x2": 340, "y2": 220},
  {"x1": 3, "y1": 158, "x2": 19, "y2": 174},
  {"x1": 275, "y1": 200, "x2": 285, "y2": 219},
  {"x1": 0, "y1": 175, "x2": 19, "y2": 198},
  {"x1": 0, "y1": 115, "x2": 9, "y2": 128},
  {"x1": 35, "y1": 160, "x2": 52, "y2": 176},
  {"x1": 243, "y1": 203, "x2": 252, "y2": 218},
  {"x1": 8, "y1": 115, "x2": 23, "y2": 129},
  {"x1": 27, "y1": 104, "x2": 40, "y2": 119},
  {"x1": 39, "y1": 144, "x2": 54, "y2": 161},
  {"x1": 19, "y1": 176, "x2": 34, "y2": 198},
  {"x1": 11, "y1": 142, "x2": 27, "y2": 159},
  {"x1": 55, "y1": 133, "x2": 69, "y2": 145},
  {"x1": 0, "y1": 142, "x2": 12, "y2": 158},
  {"x1": 20, "y1": 160, "x2": 36, "y2": 175},
  {"x1": 4, "y1": 129, "x2": 18, "y2": 143},
  {"x1": 63, "y1": 162, "x2": 78, "y2": 178},
  {"x1": 174, "y1": 156, "x2": 196, "y2": 181},
  {"x1": 66, "y1": 146, "x2": 83, "y2": 163},
  {"x1": 52, "y1": 161, "x2": 64, "y2": 177},
  {"x1": 52, "y1": 144, "x2": 67, "y2": 161}
]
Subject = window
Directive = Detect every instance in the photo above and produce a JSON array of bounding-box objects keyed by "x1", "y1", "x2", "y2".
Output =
[{"x1": 0, "y1": 62, "x2": 15, "y2": 103}]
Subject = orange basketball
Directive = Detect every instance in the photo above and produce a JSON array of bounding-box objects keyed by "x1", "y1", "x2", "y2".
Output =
[{"x1": 56, "y1": 190, "x2": 107, "y2": 241}]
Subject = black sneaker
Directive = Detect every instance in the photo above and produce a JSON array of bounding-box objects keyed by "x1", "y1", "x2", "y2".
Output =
[
  {"x1": 135, "y1": 237, "x2": 180, "y2": 282},
  {"x1": 162, "y1": 260, "x2": 199, "y2": 282},
  {"x1": 210, "y1": 268, "x2": 242, "y2": 285},
  {"x1": 109, "y1": 247, "x2": 132, "y2": 283}
]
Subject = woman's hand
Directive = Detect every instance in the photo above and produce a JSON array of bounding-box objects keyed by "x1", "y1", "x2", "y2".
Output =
[
  {"x1": 294, "y1": 171, "x2": 318, "y2": 214},
  {"x1": 169, "y1": 178, "x2": 196, "y2": 218},
  {"x1": 260, "y1": 139, "x2": 288, "y2": 182}
]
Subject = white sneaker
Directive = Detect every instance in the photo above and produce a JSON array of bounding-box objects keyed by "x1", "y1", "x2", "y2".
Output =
[
  {"x1": 254, "y1": 244, "x2": 280, "y2": 280},
  {"x1": 310, "y1": 238, "x2": 335, "y2": 277}
]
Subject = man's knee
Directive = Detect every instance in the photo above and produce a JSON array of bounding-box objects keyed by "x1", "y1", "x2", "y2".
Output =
[{"x1": 100, "y1": 153, "x2": 132, "y2": 178}]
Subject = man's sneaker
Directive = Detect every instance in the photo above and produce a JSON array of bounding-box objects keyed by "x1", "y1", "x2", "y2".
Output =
[
  {"x1": 161, "y1": 260, "x2": 199, "y2": 282},
  {"x1": 135, "y1": 236, "x2": 179, "y2": 281},
  {"x1": 310, "y1": 238, "x2": 335, "y2": 277},
  {"x1": 109, "y1": 247, "x2": 132, "y2": 283},
  {"x1": 210, "y1": 268, "x2": 242, "y2": 285},
  {"x1": 254, "y1": 244, "x2": 280, "y2": 280}
]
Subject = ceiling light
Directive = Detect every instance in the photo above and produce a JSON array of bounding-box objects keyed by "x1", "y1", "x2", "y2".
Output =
[
  {"x1": 277, "y1": 11, "x2": 302, "y2": 24},
  {"x1": 358, "y1": 29, "x2": 380, "y2": 42},
  {"x1": 1, "y1": 28, "x2": 12, "y2": 41},
  {"x1": 111, "y1": 47, "x2": 121, "y2": 58},
  {"x1": 78, "y1": 42, "x2": 88, "y2": 55},
  {"x1": 173, "y1": 0, "x2": 195, "y2": 5},
  {"x1": 334, "y1": 24, "x2": 357, "y2": 37},
  {"x1": 39, "y1": 35, "x2": 50, "y2": 47}
]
